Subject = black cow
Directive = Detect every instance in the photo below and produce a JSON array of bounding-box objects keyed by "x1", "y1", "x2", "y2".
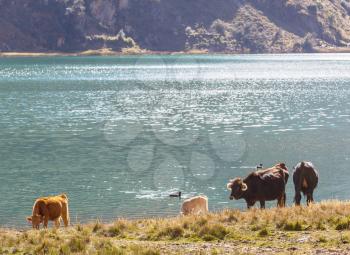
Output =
[
  {"x1": 293, "y1": 161, "x2": 319, "y2": 206},
  {"x1": 227, "y1": 163, "x2": 289, "y2": 209}
]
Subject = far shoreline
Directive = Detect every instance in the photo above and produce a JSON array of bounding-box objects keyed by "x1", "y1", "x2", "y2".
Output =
[
  {"x1": 1, "y1": 47, "x2": 350, "y2": 58},
  {"x1": 0, "y1": 48, "x2": 207, "y2": 58}
]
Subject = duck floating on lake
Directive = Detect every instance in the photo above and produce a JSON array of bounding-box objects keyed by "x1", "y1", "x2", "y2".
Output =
[
  {"x1": 169, "y1": 191, "x2": 181, "y2": 199},
  {"x1": 257, "y1": 164, "x2": 263, "y2": 170}
]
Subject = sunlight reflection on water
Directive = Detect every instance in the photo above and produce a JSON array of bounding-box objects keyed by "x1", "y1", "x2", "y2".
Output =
[{"x1": 0, "y1": 54, "x2": 350, "y2": 226}]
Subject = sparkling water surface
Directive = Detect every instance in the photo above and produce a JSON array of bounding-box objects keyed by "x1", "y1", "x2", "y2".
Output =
[{"x1": 1, "y1": 54, "x2": 350, "y2": 227}]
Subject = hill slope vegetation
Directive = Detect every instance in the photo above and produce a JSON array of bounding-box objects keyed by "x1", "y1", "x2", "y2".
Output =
[{"x1": 1, "y1": 0, "x2": 350, "y2": 53}]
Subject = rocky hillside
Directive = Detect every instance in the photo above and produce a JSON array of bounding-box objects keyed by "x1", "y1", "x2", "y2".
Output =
[{"x1": 1, "y1": 0, "x2": 350, "y2": 53}]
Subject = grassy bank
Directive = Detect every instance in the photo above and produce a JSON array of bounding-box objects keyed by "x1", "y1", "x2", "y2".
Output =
[{"x1": 2, "y1": 201, "x2": 350, "y2": 254}]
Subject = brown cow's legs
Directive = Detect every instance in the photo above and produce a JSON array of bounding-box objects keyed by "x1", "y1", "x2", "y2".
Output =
[
  {"x1": 294, "y1": 192, "x2": 302, "y2": 206},
  {"x1": 277, "y1": 199, "x2": 281, "y2": 207},
  {"x1": 306, "y1": 193, "x2": 314, "y2": 206},
  {"x1": 54, "y1": 218, "x2": 61, "y2": 228},
  {"x1": 277, "y1": 194, "x2": 285, "y2": 207},
  {"x1": 259, "y1": 201, "x2": 265, "y2": 209},
  {"x1": 247, "y1": 200, "x2": 256, "y2": 209},
  {"x1": 43, "y1": 216, "x2": 49, "y2": 228}
]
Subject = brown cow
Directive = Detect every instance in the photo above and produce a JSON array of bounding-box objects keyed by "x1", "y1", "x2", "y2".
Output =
[
  {"x1": 293, "y1": 161, "x2": 319, "y2": 206},
  {"x1": 26, "y1": 194, "x2": 70, "y2": 229},
  {"x1": 227, "y1": 163, "x2": 289, "y2": 209}
]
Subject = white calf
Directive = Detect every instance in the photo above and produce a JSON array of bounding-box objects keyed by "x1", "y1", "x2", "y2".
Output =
[{"x1": 180, "y1": 195, "x2": 208, "y2": 216}]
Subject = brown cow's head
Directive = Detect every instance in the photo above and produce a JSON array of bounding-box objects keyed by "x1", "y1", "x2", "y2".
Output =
[
  {"x1": 227, "y1": 178, "x2": 248, "y2": 200},
  {"x1": 26, "y1": 215, "x2": 43, "y2": 229}
]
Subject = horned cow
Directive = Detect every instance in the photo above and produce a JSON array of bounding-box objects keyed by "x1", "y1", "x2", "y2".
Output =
[{"x1": 227, "y1": 163, "x2": 289, "y2": 209}]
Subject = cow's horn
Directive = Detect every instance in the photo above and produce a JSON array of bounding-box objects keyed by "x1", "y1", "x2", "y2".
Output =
[{"x1": 241, "y1": 183, "x2": 248, "y2": 191}]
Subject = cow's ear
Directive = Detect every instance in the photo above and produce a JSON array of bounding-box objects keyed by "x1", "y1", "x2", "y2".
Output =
[
  {"x1": 241, "y1": 183, "x2": 248, "y2": 191},
  {"x1": 26, "y1": 217, "x2": 32, "y2": 222}
]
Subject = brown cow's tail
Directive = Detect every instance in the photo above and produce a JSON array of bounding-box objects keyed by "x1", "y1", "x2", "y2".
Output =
[
  {"x1": 61, "y1": 195, "x2": 70, "y2": 227},
  {"x1": 298, "y1": 163, "x2": 308, "y2": 196},
  {"x1": 66, "y1": 201, "x2": 70, "y2": 225}
]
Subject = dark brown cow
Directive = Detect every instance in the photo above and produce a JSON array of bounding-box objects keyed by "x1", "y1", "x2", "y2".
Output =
[
  {"x1": 227, "y1": 163, "x2": 289, "y2": 209},
  {"x1": 293, "y1": 161, "x2": 319, "y2": 206}
]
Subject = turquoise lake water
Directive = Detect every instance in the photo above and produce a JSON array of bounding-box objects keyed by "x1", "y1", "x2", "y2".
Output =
[{"x1": 1, "y1": 54, "x2": 350, "y2": 227}]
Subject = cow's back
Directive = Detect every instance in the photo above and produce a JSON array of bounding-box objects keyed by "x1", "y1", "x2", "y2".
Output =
[
  {"x1": 35, "y1": 195, "x2": 67, "y2": 220},
  {"x1": 46, "y1": 199, "x2": 63, "y2": 220},
  {"x1": 245, "y1": 168, "x2": 286, "y2": 201}
]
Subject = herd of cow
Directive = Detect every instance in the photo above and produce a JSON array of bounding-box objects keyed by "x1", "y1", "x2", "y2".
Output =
[
  {"x1": 26, "y1": 161, "x2": 319, "y2": 229},
  {"x1": 227, "y1": 161, "x2": 319, "y2": 208}
]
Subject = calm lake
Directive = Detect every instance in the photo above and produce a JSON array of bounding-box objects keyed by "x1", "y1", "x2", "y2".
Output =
[{"x1": 1, "y1": 54, "x2": 350, "y2": 227}]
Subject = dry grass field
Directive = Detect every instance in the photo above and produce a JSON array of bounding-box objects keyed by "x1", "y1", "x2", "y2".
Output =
[{"x1": 2, "y1": 200, "x2": 350, "y2": 254}]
